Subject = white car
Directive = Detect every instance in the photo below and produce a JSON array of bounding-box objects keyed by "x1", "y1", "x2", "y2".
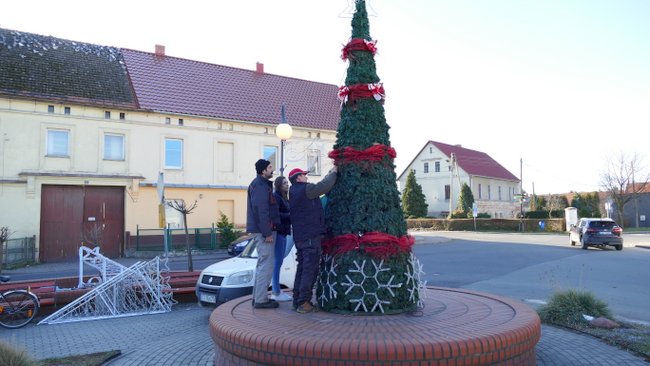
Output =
[{"x1": 195, "y1": 235, "x2": 297, "y2": 306}]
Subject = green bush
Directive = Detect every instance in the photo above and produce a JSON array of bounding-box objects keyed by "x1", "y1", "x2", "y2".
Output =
[
  {"x1": 525, "y1": 210, "x2": 564, "y2": 219},
  {"x1": 538, "y1": 290, "x2": 612, "y2": 327},
  {"x1": 406, "y1": 218, "x2": 566, "y2": 232},
  {"x1": 0, "y1": 342, "x2": 33, "y2": 366},
  {"x1": 216, "y1": 213, "x2": 239, "y2": 249}
]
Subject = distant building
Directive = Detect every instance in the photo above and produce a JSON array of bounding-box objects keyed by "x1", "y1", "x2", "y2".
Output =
[
  {"x1": 0, "y1": 28, "x2": 339, "y2": 261},
  {"x1": 397, "y1": 141, "x2": 521, "y2": 218}
]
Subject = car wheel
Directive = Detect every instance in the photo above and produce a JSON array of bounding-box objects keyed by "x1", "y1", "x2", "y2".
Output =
[
  {"x1": 580, "y1": 236, "x2": 589, "y2": 250},
  {"x1": 615, "y1": 244, "x2": 623, "y2": 251}
]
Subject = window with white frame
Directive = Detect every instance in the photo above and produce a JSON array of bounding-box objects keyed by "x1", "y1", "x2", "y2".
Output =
[
  {"x1": 46, "y1": 129, "x2": 69, "y2": 157},
  {"x1": 424, "y1": 162, "x2": 429, "y2": 173},
  {"x1": 498, "y1": 186, "x2": 502, "y2": 201},
  {"x1": 435, "y1": 161, "x2": 440, "y2": 172},
  {"x1": 104, "y1": 134, "x2": 125, "y2": 160},
  {"x1": 263, "y1": 145, "x2": 278, "y2": 170},
  {"x1": 478, "y1": 184, "x2": 482, "y2": 199},
  {"x1": 165, "y1": 138, "x2": 183, "y2": 169},
  {"x1": 488, "y1": 185, "x2": 492, "y2": 200},
  {"x1": 307, "y1": 149, "x2": 321, "y2": 175}
]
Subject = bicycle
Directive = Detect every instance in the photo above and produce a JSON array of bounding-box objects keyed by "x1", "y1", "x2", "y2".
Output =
[{"x1": 0, "y1": 275, "x2": 40, "y2": 328}]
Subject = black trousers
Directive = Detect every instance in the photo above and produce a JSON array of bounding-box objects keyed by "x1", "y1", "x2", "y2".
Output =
[{"x1": 292, "y1": 236, "x2": 322, "y2": 307}]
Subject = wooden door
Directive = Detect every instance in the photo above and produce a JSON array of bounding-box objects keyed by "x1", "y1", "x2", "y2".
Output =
[
  {"x1": 83, "y1": 186, "x2": 124, "y2": 258},
  {"x1": 40, "y1": 185, "x2": 84, "y2": 262},
  {"x1": 40, "y1": 185, "x2": 124, "y2": 262}
]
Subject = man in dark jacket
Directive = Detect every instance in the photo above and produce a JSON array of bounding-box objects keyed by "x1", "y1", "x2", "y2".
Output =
[
  {"x1": 288, "y1": 166, "x2": 337, "y2": 313},
  {"x1": 247, "y1": 159, "x2": 281, "y2": 309}
]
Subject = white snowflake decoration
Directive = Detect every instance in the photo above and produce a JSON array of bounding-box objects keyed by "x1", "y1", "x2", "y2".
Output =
[
  {"x1": 319, "y1": 254, "x2": 426, "y2": 313},
  {"x1": 405, "y1": 253, "x2": 427, "y2": 308}
]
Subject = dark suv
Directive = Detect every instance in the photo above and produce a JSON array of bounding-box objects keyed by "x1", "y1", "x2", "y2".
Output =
[{"x1": 569, "y1": 218, "x2": 623, "y2": 250}]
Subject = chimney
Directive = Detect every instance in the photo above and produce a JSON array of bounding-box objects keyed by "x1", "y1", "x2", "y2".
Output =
[
  {"x1": 155, "y1": 44, "x2": 165, "y2": 57},
  {"x1": 256, "y1": 62, "x2": 264, "y2": 74}
]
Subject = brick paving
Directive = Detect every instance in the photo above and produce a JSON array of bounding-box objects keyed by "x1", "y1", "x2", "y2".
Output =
[
  {"x1": 1, "y1": 301, "x2": 647, "y2": 365},
  {"x1": 211, "y1": 288, "x2": 541, "y2": 365}
]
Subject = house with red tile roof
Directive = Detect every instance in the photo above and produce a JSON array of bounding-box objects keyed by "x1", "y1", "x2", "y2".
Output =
[
  {"x1": 397, "y1": 141, "x2": 521, "y2": 218},
  {"x1": 0, "y1": 27, "x2": 339, "y2": 262}
]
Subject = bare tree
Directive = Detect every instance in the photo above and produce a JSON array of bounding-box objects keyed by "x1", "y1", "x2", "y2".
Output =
[
  {"x1": 167, "y1": 200, "x2": 198, "y2": 271},
  {"x1": 545, "y1": 195, "x2": 566, "y2": 218},
  {"x1": 0, "y1": 226, "x2": 11, "y2": 273},
  {"x1": 601, "y1": 152, "x2": 650, "y2": 227}
]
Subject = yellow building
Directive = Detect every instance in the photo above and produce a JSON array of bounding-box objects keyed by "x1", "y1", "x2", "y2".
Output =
[{"x1": 0, "y1": 28, "x2": 339, "y2": 262}]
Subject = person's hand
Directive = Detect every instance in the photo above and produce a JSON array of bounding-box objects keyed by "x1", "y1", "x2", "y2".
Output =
[{"x1": 264, "y1": 235, "x2": 273, "y2": 243}]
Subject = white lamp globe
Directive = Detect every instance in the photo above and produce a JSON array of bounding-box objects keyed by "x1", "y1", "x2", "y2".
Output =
[{"x1": 276, "y1": 123, "x2": 293, "y2": 140}]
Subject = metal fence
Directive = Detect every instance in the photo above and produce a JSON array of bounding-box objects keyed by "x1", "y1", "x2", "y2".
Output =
[
  {"x1": 1, "y1": 236, "x2": 36, "y2": 267},
  {"x1": 133, "y1": 226, "x2": 221, "y2": 252}
]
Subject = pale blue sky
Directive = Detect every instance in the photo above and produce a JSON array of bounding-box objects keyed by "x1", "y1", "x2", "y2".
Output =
[{"x1": 2, "y1": 0, "x2": 649, "y2": 194}]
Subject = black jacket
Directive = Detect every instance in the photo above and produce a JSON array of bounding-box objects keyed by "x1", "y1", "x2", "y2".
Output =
[
  {"x1": 246, "y1": 175, "x2": 280, "y2": 237},
  {"x1": 273, "y1": 192, "x2": 291, "y2": 235}
]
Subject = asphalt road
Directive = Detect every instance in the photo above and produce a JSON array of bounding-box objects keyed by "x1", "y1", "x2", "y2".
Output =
[{"x1": 412, "y1": 231, "x2": 650, "y2": 324}]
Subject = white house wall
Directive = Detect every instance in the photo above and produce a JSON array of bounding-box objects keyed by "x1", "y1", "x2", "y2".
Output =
[{"x1": 397, "y1": 142, "x2": 520, "y2": 218}]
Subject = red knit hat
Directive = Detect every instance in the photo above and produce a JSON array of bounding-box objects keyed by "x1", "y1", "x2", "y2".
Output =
[{"x1": 288, "y1": 168, "x2": 309, "y2": 182}]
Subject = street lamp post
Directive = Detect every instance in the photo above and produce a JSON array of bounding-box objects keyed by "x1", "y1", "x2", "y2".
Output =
[{"x1": 275, "y1": 105, "x2": 293, "y2": 176}]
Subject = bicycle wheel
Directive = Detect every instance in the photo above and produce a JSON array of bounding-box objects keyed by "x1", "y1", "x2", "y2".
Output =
[{"x1": 0, "y1": 290, "x2": 40, "y2": 328}]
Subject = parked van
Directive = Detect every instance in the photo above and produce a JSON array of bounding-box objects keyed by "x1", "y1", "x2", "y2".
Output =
[{"x1": 195, "y1": 235, "x2": 297, "y2": 306}]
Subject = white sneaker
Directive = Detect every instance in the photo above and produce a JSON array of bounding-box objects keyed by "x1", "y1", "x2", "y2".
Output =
[{"x1": 270, "y1": 292, "x2": 293, "y2": 302}]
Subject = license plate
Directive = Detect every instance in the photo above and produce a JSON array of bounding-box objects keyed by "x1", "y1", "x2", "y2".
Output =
[{"x1": 200, "y1": 293, "x2": 216, "y2": 303}]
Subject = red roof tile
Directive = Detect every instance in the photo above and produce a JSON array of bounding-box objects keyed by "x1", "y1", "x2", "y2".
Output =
[
  {"x1": 431, "y1": 141, "x2": 519, "y2": 181},
  {"x1": 398, "y1": 140, "x2": 519, "y2": 182},
  {"x1": 121, "y1": 49, "x2": 340, "y2": 130}
]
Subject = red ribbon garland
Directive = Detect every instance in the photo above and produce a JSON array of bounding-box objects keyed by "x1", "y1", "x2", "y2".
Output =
[
  {"x1": 328, "y1": 144, "x2": 396, "y2": 164},
  {"x1": 337, "y1": 83, "x2": 385, "y2": 104},
  {"x1": 322, "y1": 232, "x2": 414, "y2": 259},
  {"x1": 341, "y1": 38, "x2": 378, "y2": 60}
]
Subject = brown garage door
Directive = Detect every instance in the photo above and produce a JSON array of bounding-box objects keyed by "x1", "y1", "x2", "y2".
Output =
[{"x1": 40, "y1": 185, "x2": 124, "y2": 262}]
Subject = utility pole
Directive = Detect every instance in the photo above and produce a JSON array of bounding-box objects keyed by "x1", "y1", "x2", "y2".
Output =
[
  {"x1": 448, "y1": 152, "x2": 455, "y2": 219},
  {"x1": 519, "y1": 158, "x2": 524, "y2": 232}
]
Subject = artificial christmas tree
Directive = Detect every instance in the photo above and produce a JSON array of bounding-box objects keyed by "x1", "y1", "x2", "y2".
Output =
[{"x1": 318, "y1": 0, "x2": 423, "y2": 314}]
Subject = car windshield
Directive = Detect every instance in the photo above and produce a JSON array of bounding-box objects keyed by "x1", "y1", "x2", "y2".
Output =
[
  {"x1": 240, "y1": 238, "x2": 258, "y2": 258},
  {"x1": 588, "y1": 221, "x2": 616, "y2": 230}
]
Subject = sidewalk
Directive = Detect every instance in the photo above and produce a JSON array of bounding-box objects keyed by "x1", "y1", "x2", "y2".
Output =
[
  {"x1": 1, "y1": 248, "x2": 649, "y2": 365},
  {"x1": 1, "y1": 302, "x2": 648, "y2": 365}
]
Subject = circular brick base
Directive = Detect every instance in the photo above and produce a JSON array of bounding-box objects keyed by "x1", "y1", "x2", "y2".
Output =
[{"x1": 209, "y1": 287, "x2": 541, "y2": 365}]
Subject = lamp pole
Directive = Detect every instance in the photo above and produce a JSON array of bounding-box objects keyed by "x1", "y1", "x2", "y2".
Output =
[{"x1": 276, "y1": 105, "x2": 293, "y2": 176}]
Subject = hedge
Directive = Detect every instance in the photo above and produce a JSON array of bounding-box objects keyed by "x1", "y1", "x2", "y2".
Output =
[{"x1": 406, "y1": 218, "x2": 565, "y2": 232}]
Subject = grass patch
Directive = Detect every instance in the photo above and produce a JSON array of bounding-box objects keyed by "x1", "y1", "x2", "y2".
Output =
[
  {"x1": 538, "y1": 289, "x2": 612, "y2": 327},
  {"x1": 538, "y1": 289, "x2": 650, "y2": 361},
  {"x1": 34, "y1": 350, "x2": 121, "y2": 366},
  {"x1": 0, "y1": 341, "x2": 32, "y2": 366}
]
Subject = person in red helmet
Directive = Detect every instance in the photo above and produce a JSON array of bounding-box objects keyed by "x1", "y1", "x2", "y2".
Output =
[{"x1": 288, "y1": 166, "x2": 337, "y2": 313}]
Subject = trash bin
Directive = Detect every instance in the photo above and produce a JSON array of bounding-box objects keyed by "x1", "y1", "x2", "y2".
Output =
[{"x1": 538, "y1": 220, "x2": 545, "y2": 231}]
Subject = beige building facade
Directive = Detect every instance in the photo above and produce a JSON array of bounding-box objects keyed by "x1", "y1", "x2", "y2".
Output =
[{"x1": 0, "y1": 27, "x2": 339, "y2": 261}]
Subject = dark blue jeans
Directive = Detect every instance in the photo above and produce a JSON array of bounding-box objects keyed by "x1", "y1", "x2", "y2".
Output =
[{"x1": 292, "y1": 236, "x2": 322, "y2": 307}]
